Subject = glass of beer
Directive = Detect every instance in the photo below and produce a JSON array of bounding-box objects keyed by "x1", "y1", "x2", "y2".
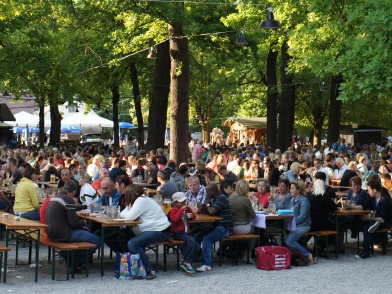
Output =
[{"x1": 50, "y1": 174, "x2": 55, "y2": 182}]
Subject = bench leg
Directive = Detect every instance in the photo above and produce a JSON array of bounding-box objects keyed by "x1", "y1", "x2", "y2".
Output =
[
  {"x1": 51, "y1": 247, "x2": 55, "y2": 281},
  {"x1": 176, "y1": 245, "x2": 180, "y2": 271},
  {"x1": 0, "y1": 252, "x2": 3, "y2": 283},
  {"x1": 219, "y1": 240, "x2": 223, "y2": 267},
  {"x1": 163, "y1": 245, "x2": 167, "y2": 272}
]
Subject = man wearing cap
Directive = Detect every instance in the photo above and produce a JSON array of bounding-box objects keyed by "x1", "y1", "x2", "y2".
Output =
[{"x1": 169, "y1": 192, "x2": 200, "y2": 274}]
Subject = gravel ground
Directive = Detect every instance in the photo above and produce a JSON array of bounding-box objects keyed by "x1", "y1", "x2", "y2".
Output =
[{"x1": 1, "y1": 239, "x2": 391, "y2": 294}]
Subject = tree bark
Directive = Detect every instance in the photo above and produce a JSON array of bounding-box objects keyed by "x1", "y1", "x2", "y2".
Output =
[
  {"x1": 111, "y1": 85, "x2": 120, "y2": 149},
  {"x1": 312, "y1": 103, "x2": 326, "y2": 147},
  {"x1": 278, "y1": 41, "x2": 296, "y2": 151},
  {"x1": 327, "y1": 74, "x2": 343, "y2": 144},
  {"x1": 37, "y1": 97, "x2": 45, "y2": 148},
  {"x1": 129, "y1": 63, "x2": 144, "y2": 149},
  {"x1": 49, "y1": 102, "x2": 61, "y2": 146},
  {"x1": 266, "y1": 46, "x2": 278, "y2": 150},
  {"x1": 169, "y1": 22, "x2": 190, "y2": 167},
  {"x1": 145, "y1": 40, "x2": 171, "y2": 150}
]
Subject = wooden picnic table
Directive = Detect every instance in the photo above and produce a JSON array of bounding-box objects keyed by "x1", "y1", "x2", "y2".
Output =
[
  {"x1": 38, "y1": 181, "x2": 58, "y2": 188},
  {"x1": 0, "y1": 211, "x2": 47, "y2": 283},
  {"x1": 77, "y1": 212, "x2": 140, "y2": 276},
  {"x1": 189, "y1": 214, "x2": 223, "y2": 223}
]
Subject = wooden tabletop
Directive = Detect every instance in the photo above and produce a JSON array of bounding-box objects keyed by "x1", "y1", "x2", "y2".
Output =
[
  {"x1": 190, "y1": 214, "x2": 223, "y2": 223},
  {"x1": 330, "y1": 185, "x2": 350, "y2": 190},
  {"x1": 266, "y1": 214, "x2": 294, "y2": 220},
  {"x1": 336, "y1": 191, "x2": 349, "y2": 197},
  {"x1": 77, "y1": 212, "x2": 140, "y2": 227},
  {"x1": 134, "y1": 183, "x2": 157, "y2": 188},
  {"x1": 38, "y1": 181, "x2": 59, "y2": 188},
  {"x1": 0, "y1": 212, "x2": 47, "y2": 229},
  {"x1": 335, "y1": 208, "x2": 370, "y2": 216}
]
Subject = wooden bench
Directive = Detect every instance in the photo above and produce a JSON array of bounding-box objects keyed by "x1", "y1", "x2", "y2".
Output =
[
  {"x1": 302, "y1": 230, "x2": 338, "y2": 259},
  {"x1": 147, "y1": 238, "x2": 186, "y2": 272},
  {"x1": 0, "y1": 245, "x2": 11, "y2": 283},
  {"x1": 13, "y1": 230, "x2": 96, "y2": 280},
  {"x1": 219, "y1": 234, "x2": 260, "y2": 266},
  {"x1": 371, "y1": 226, "x2": 392, "y2": 255}
]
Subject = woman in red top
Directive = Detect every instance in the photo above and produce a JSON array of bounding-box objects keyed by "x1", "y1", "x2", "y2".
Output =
[{"x1": 251, "y1": 178, "x2": 272, "y2": 209}]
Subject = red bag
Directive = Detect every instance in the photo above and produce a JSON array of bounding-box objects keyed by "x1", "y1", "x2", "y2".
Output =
[{"x1": 255, "y1": 246, "x2": 291, "y2": 270}]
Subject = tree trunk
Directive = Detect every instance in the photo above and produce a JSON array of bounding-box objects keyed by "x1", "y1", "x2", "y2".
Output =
[
  {"x1": 169, "y1": 22, "x2": 190, "y2": 167},
  {"x1": 278, "y1": 41, "x2": 296, "y2": 151},
  {"x1": 327, "y1": 74, "x2": 343, "y2": 144},
  {"x1": 129, "y1": 63, "x2": 144, "y2": 150},
  {"x1": 145, "y1": 40, "x2": 171, "y2": 150},
  {"x1": 112, "y1": 85, "x2": 120, "y2": 149},
  {"x1": 312, "y1": 105, "x2": 325, "y2": 147},
  {"x1": 37, "y1": 98, "x2": 45, "y2": 148},
  {"x1": 49, "y1": 102, "x2": 61, "y2": 146},
  {"x1": 266, "y1": 46, "x2": 278, "y2": 150}
]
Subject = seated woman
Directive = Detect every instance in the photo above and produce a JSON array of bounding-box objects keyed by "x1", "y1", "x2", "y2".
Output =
[
  {"x1": 13, "y1": 166, "x2": 40, "y2": 220},
  {"x1": 114, "y1": 175, "x2": 132, "y2": 210},
  {"x1": 285, "y1": 180, "x2": 317, "y2": 265},
  {"x1": 204, "y1": 167, "x2": 221, "y2": 185},
  {"x1": 251, "y1": 178, "x2": 271, "y2": 209},
  {"x1": 307, "y1": 179, "x2": 342, "y2": 252},
  {"x1": 78, "y1": 172, "x2": 97, "y2": 206},
  {"x1": 119, "y1": 184, "x2": 171, "y2": 280},
  {"x1": 228, "y1": 179, "x2": 257, "y2": 262},
  {"x1": 274, "y1": 179, "x2": 292, "y2": 210}
]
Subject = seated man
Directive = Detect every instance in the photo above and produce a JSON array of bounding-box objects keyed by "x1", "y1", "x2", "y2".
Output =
[
  {"x1": 92, "y1": 168, "x2": 109, "y2": 196},
  {"x1": 351, "y1": 178, "x2": 392, "y2": 259},
  {"x1": 157, "y1": 170, "x2": 178, "y2": 200},
  {"x1": 217, "y1": 164, "x2": 238, "y2": 183},
  {"x1": 45, "y1": 180, "x2": 100, "y2": 271},
  {"x1": 196, "y1": 183, "x2": 233, "y2": 272}
]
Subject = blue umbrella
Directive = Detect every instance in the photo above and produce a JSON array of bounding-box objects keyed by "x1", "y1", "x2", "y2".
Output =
[
  {"x1": 64, "y1": 125, "x2": 82, "y2": 133},
  {"x1": 119, "y1": 122, "x2": 136, "y2": 129},
  {"x1": 13, "y1": 127, "x2": 23, "y2": 134},
  {"x1": 61, "y1": 126, "x2": 71, "y2": 133},
  {"x1": 28, "y1": 126, "x2": 40, "y2": 133}
]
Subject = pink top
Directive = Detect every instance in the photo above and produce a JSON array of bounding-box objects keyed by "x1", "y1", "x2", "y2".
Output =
[{"x1": 256, "y1": 192, "x2": 271, "y2": 208}]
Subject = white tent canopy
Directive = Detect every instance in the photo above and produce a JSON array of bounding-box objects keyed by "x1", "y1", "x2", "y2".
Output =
[
  {"x1": 61, "y1": 111, "x2": 113, "y2": 128},
  {"x1": 4, "y1": 111, "x2": 51, "y2": 127}
]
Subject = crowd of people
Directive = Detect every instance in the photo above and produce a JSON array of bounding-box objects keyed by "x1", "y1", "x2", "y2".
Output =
[{"x1": 0, "y1": 135, "x2": 392, "y2": 278}]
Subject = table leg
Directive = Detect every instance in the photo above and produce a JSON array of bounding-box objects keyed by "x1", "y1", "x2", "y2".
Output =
[
  {"x1": 100, "y1": 226, "x2": 105, "y2": 276},
  {"x1": 35, "y1": 230, "x2": 40, "y2": 282},
  {"x1": 3, "y1": 229, "x2": 9, "y2": 283},
  {"x1": 335, "y1": 215, "x2": 339, "y2": 258}
]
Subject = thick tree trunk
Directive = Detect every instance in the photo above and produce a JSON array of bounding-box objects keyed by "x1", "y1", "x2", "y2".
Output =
[
  {"x1": 278, "y1": 41, "x2": 296, "y2": 151},
  {"x1": 129, "y1": 63, "x2": 144, "y2": 149},
  {"x1": 112, "y1": 85, "x2": 120, "y2": 149},
  {"x1": 49, "y1": 102, "x2": 61, "y2": 146},
  {"x1": 145, "y1": 40, "x2": 171, "y2": 150},
  {"x1": 266, "y1": 46, "x2": 278, "y2": 150},
  {"x1": 169, "y1": 22, "x2": 190, "y2": 167},
  {"x1": 312, "y1": 105, "x2": 325, "y2": 147},
  {"x1": 327, "y1": 74, "x2": 343, "y2": 144}
]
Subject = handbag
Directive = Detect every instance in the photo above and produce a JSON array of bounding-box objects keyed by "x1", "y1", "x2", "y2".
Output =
[
  {"x1": 115, "y1": 252, "x2": 147, "y2": 280},
  {"x1": 255, "y1": 245, "x2": 291, "y2": 270}
]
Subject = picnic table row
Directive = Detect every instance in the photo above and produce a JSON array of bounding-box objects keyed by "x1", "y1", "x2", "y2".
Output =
[{"x1": 0, "y1": 208, "x2": 370, "y2": 283}]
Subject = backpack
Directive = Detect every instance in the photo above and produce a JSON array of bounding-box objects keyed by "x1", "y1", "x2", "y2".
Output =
[{"x1": 291, "y1": 249, "x2": 309, "y2": 266}]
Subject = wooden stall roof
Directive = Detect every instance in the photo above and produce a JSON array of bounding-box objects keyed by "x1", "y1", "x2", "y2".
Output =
[{"x1": 227, "y1": 117, "x2": 267, "y2": 129}]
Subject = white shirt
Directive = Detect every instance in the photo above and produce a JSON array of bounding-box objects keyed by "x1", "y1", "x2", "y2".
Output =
[
  {"x1": 87, "y1": 163, "x2": 99, "y2": 178},
  {"x1": 313, "y1": 167, "x2": 329, "y2": 185},
  {"x1": 120, "y1": 196, "x2": 170, "y2": 235},
  {"x1": 338, "y1": 164, "x2": 348, "y2": 178},
  {"x1": 80, "y1": 183, "x2": 97, "y2": 205},
  {"x1": 227, "y1": 160, "x2": 238, "y2": 171}
]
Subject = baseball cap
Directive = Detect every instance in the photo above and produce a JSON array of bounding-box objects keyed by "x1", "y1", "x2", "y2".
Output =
[{"x1": 172, "y1": 192, "x2": 186, "y2": 203}]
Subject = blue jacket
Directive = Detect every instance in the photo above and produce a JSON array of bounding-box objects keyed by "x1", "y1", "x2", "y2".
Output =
[
  {"x1": 99, "y1": 188, "x2": 122, "y2": 206},
  {"x1": 288, "y1": 194, "x2": 311, "y2": 227}
]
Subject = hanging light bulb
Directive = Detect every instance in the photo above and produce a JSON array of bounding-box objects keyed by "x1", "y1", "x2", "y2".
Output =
[
  {"x1": 147, "y1": 46, "x2": 157, "y2": 59},
  {"x1": 236, "y1": 30, "x2": 248, "y2": 45},
  {"x1": 259, "y1": 7, "x2": 281, "y2": 29}
]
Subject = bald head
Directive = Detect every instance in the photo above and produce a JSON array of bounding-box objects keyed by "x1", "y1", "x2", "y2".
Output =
[
  {"x1": 101, "y1": 177, "x2": 115, "y2": 196},
  {"x1": 99, "y1": 168, "x2": 109, "y2": 179}
]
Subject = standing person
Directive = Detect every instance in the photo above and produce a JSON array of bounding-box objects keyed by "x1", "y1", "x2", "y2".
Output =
[
  {"x1": 13, "y1": 166, "x2": 40, "y2": 220},
  {"x1": 45, "y1": 180, "x2": 100, "y2": 272},
  {"x1": 169, "y1": 192, "x2": 200, "y2": 274},
  {"x1": 119, "y1": 185, "x2": 171, "y2": 280},
  {"x1": 350, "y1": 179, "x2": 392, "y2": 259},
  {"x1": 284, "y1": 180, "x2": 317, "y2": 265},
  {"x1": 196, "y1": 183, "x2": 233, "y2": 272},
  {"x1": 192, "y1": 140, "x2": 203, "y2": 162}
]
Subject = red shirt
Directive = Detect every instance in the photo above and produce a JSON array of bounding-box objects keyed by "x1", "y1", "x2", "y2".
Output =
[
  {"x1": 169, "y1": 206, "x2": 195, "y2": 234},
  {"x1": 256, "y1": 192, "x2": 271, "y2": 208},
  {"x1": 40, "y1": 198, "x2": 51, "y2": 231}
]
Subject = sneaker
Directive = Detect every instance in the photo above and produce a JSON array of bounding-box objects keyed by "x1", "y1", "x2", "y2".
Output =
[
  {"x1": 146, "y1": 270, "x2": 157, "y2": 280},
  {"x1": 196, "y1": 265, "x2": 212, "y2": 272},
  {"x1": 181, "y1": 262, "x2": 195, "y2": 274},
  {"x1": 355, "y1": 252, "x2": 370, "y2": 259},
  {"x1": 368, "y1": 221, "x2": 380, "y2": 233}
]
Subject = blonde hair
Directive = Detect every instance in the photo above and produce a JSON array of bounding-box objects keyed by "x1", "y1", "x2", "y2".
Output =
[
  {"x1": 235, "y1": 179, "x2": 249, "y2": 196},
  {"x1": 291, "y1": 179, "x2": 306, "y2": 196}
]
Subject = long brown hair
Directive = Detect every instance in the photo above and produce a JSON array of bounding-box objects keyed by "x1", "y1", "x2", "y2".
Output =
[{"x1": 125, "y1": 184, "x2": 145, "y2": 207}]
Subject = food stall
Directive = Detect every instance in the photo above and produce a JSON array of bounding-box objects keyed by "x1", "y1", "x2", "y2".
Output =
[{"x1": 223, "y1": 117, "x2": 267, "y2": 146}]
